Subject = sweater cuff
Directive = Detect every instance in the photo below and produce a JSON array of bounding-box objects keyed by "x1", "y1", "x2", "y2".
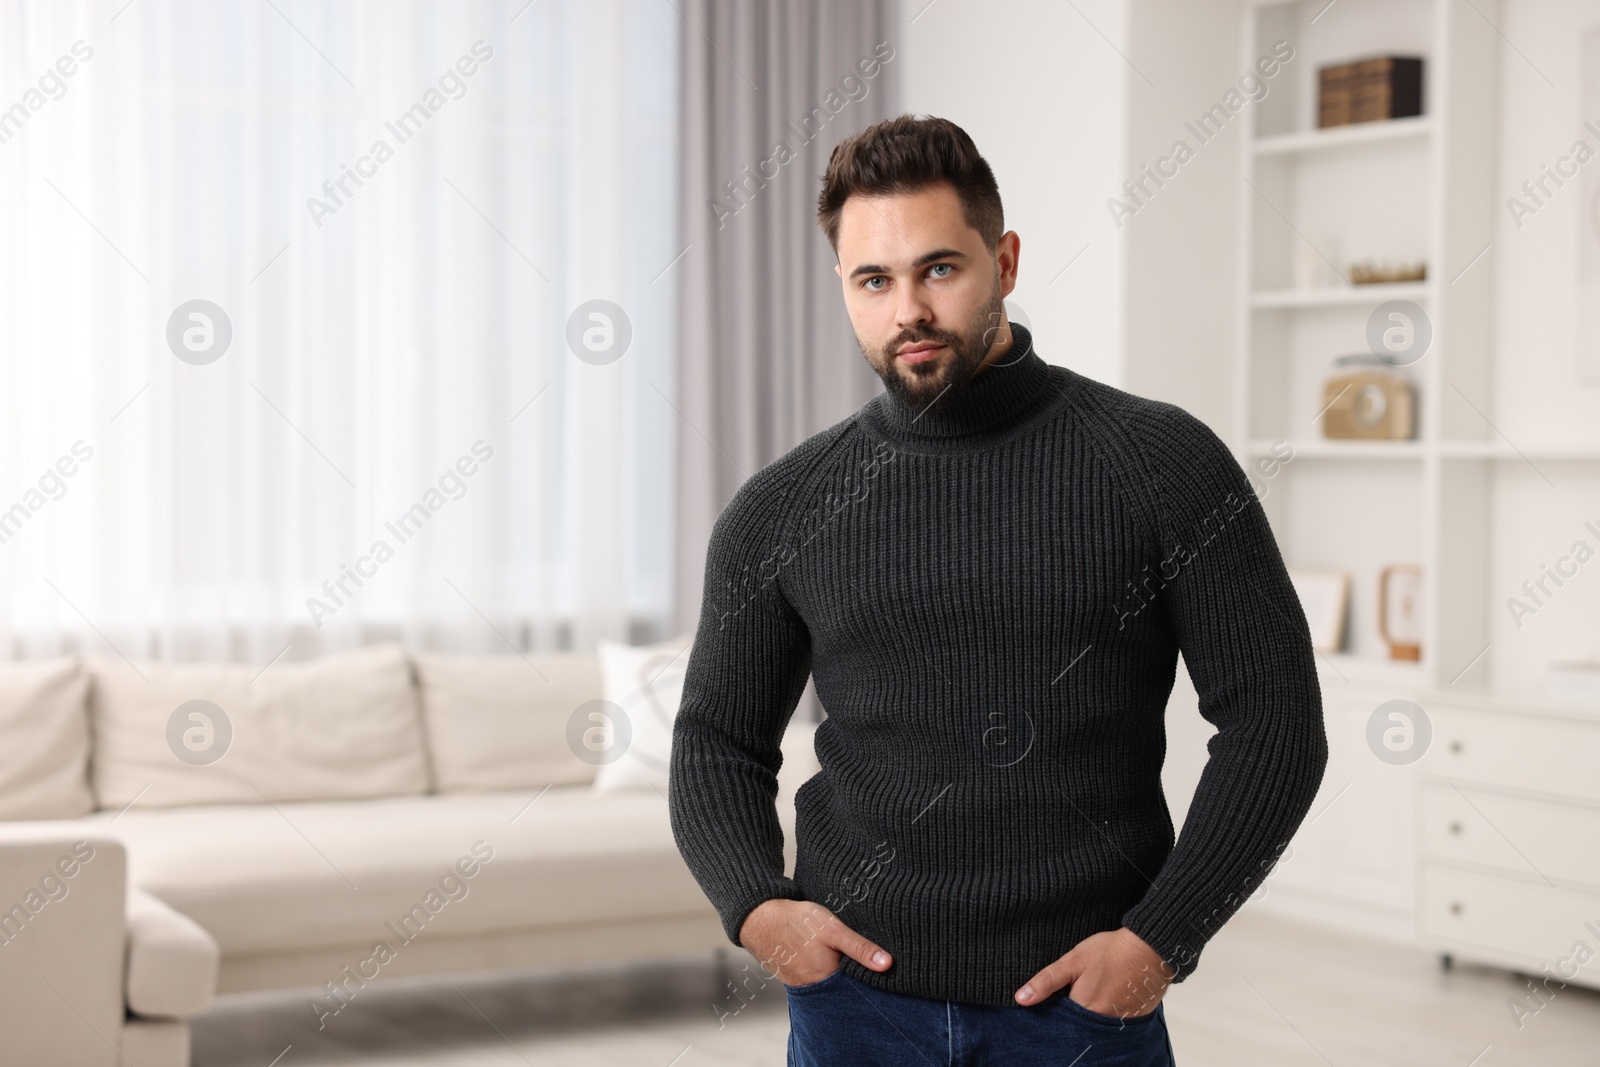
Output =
[
  {"x1": 1119, "y1": 897, "x2": 1208, "y2": 984},
  {"x1": 722, "y1": 877, "x2": 808, "y2": 950}
]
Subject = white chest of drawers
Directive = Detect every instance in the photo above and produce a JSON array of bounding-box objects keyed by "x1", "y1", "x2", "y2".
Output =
[{"x1": 1414, "y1": 691, "x2": 1600, "y2": 992}]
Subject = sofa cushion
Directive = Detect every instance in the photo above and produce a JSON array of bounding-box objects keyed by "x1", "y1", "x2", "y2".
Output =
[
  {"x1": 83, "y1": 787, "x2": 730, "y2": 956},
  {"x1": 412, "y1": 651, "x2": 601, "y2": 793},
  {"x1": 591, "y1": 635, "x2": 692, "y2": 793},
  {"x1": 80, "y1": 719, "x2": 819, "y2": 960},
  {"x1": 0, "y1": 657, "x2": 93, "y2": 820},
  {"x1": 89, "y1": 643, "x2": 429, "y2": 810},
  {"x1": 126, "y1": 885, "x2": 219, "y2": 1018}
]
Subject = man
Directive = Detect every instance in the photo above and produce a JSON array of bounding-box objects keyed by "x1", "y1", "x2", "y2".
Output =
[{"x1": 668, "y1": 114, "x2": 1327, "y2": 1066}]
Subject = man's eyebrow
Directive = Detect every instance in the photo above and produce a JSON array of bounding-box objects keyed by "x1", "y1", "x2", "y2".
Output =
[{"x1": 847, "y1": 248, "x2": 968, "y2": 281}]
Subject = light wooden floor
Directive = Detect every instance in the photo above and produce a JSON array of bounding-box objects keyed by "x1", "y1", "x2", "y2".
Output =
[{"x1": 192, "y1": 909, "x2": 1600, "y2": 1066}]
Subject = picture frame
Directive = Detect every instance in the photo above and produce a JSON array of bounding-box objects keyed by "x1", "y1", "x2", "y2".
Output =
[
  {"x1": 1287, "y1": 569, "x2": 1350, "y2": 652},
  {"x1": 1379, "y1": 564, "x2": 1424, "y2": 661}
]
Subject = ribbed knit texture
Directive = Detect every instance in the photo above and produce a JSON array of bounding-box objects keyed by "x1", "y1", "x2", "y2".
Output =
[{"x1": 667, "y1": 323, "x2": 1328, "y2": 1007}]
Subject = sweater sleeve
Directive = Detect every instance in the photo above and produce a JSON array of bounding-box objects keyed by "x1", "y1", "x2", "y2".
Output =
[
  {"x1": 1116, "y1": 407, "x2": 1329, "y2": 982},
  {"x1": 667, "y1": 475, "x2": 814, "y2": 949}
]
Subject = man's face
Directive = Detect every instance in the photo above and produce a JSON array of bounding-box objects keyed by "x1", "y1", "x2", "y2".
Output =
[{"x1": 833, "y1": 182, "x2": 1020, "y2": 412}]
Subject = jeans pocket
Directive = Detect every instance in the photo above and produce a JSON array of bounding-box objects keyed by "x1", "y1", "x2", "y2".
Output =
[
  {"x1": 782, "y1": 966, "x2": 847, "y2": 995},
  {"x1": 1054, "y1": 993, "x2": 1161, "y2": 1029}
]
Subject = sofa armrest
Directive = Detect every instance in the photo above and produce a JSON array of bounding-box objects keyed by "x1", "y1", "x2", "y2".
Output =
[
  {"x1": 0, "y1": 824, "x2": 127, "y2": 1067},
  {"x1": 126, "y1": 886, "x2": 219, "y2": 1018},
  {"x1": 776, "y1": 720, "x2": 820, "y2": 878},
  {"x1": 777, "y1": 719, "x2": 821, "y2": 809}
]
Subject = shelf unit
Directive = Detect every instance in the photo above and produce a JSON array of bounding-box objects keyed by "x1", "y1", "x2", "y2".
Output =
[
  {"x1": 1233, "y1": 0, "x2": 1498, "y2": 691},
  {"x1": 1232, "y1": 0, "x2": 1600, "y2": 991}
]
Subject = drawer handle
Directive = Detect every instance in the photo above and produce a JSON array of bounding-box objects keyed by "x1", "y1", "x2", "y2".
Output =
[
  {"x1": 1449, "y1": 901, "x2": 1463, "y2": 916},
  {"x1": 1448, "y1": 821, "x2": 1463, "y2": 835}
]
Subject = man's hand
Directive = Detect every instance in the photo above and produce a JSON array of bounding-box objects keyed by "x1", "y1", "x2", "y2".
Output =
[
  {"x1": 1014, "y1": 927, "x2": 1173, "y2": 1018},
  {"x1": 739, "y1": 899, "x2": 894, "y2": 987}
]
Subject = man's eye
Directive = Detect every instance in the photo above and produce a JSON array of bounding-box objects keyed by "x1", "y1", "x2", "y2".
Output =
[
  {"x1": 864, "y1": 276, "x2": 887, "y2": 291},
  {"x1": 929, "y1": 263, "x2": 953, "y2": 278}
]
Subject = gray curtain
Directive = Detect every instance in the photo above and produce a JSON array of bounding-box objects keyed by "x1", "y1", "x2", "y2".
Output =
[{"x1": 672, "y1": 0, "x2": 900, "y2": 719}]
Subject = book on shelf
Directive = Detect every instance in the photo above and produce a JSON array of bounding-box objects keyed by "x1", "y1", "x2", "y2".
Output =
[{"x1": 1318, "y1": 56, "x2": 1424, "y2": 128}]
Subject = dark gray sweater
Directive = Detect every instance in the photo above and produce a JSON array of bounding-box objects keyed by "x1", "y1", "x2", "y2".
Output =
[{"x1": 667, "y1": 323, "x2": 1327, "y2": 1007}]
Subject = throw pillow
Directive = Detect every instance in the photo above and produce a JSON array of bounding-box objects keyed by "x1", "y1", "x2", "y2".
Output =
[{"x1": 590, "y1": 634, "x2": 692, "y2": 793}]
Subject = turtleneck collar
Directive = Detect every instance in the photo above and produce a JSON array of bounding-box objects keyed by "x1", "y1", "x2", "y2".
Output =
[{"x1": 858, "y1": 322, "x2": 1068, "y2": 453}]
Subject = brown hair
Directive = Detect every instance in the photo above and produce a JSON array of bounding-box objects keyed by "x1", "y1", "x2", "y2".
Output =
[{"x1": 815, "y1": 114, "x2": 1004, "y2": 255}]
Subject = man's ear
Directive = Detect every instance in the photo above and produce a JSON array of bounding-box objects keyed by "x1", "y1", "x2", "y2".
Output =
[
  {"x1": 997, "y1": 231, "x2": 1020, "y2": 295},
  {"x1": 834, "y1": 262, "x2": 841, "y2": 279}
]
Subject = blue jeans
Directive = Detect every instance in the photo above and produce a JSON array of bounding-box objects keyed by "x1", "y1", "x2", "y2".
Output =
[{"x1": 785, "y1": 966, "x2": 1177, "y2": 1066}]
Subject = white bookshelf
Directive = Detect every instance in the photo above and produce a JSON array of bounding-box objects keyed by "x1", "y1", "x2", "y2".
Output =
[
  {"x1": 1233, "y1": 0, "x2": 1498, "y2": 692},
  {"x1": 1234, "y1": 0, "x2": 1600, "y2": 992}
]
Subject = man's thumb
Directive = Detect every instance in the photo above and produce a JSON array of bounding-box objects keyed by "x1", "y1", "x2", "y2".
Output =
[{"x1": 829, "y1": 922, "x2": 893, "y2": 971}]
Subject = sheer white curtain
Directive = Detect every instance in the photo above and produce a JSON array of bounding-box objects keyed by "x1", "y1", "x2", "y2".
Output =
[{"x1": 0, "y1": 0, "x2": 680, "y2": 665}]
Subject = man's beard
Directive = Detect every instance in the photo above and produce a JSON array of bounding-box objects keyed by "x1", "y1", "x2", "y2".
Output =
[{"x1": 860, "y1": 277, "x2": 1007, "y2": 415}]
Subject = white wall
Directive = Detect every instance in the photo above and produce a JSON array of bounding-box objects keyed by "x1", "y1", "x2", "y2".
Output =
[
  {"x1": 895, "y1": 0, "x2": 1128, "y2": 388},
  {"x1": 1121, "y1": 0, "x2": 1242, "y2": 431},
  {"x1": 893, "y1": 0, "x2": 1247, "y2": 406}
]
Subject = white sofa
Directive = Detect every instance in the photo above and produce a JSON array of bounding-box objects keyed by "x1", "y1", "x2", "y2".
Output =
[{"x1": 0, "y1": 642, "x2": 820, "y2": 1066}]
